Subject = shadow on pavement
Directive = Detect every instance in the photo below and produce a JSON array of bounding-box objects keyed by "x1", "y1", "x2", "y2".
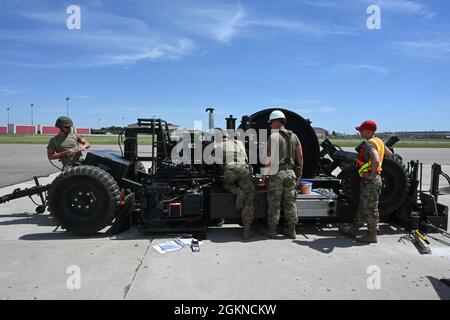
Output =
[
  {"x1": 427, "y1": 276, "x2": 450, "y2": 300},
  {"x1": 19, "y1": 232, "x2": 110, "y2": 241},
  {"x1": 0, "y1": 213, "x2": 55, "y2": 227},
  {"x1": 206, "y1": 226, "x2": 271, "y2": 243},
  {"x1": 293, "y1": 237, "x2": 366, "y2": 254},
  {"x1": 206, "y1": 223, "x2": 410, "y2": 251},
  {"x1": 427, "y1": 234, "x2": 450, "y2": 247},
  {"x1": 290, "y1": 224, "x2": 409, "y2": 254},
  {"x1": 19, "y1": 226, "x2": 152, "y2": 241},
  {"x1": 334, "y1": 223, "x2": 408, "y2": 236},
  {"x1": 7, "y1": 212, "x2": 409, "y2": 244}
]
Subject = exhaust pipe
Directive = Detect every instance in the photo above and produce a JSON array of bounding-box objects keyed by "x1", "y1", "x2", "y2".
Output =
[
  {"x1": 226, "y1": 115, "x2": 237, "y2": 130},
  {"x1": 205, "y1": 107, "x2": 215, "y2": 130}
]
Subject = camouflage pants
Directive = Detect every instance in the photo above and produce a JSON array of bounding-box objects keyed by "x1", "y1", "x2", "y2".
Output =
[
  {"x1": 266, "y1": 169, "x2": 298, "y2": 225},
  {"x1": 223, "y1": 164, "x2": 255, "y2": 225},
  {"x1": 356, "y1": 174, "x2": 382, "y2": 231}
]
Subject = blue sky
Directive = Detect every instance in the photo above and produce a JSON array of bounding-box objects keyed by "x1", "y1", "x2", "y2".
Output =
[{"x1": 0, "y1": 0, "x2": 449, "y2": 132}]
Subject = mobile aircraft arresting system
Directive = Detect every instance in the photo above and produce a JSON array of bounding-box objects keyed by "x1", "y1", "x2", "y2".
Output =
[{"x1": 1, "y1": 108, "x2": 448, "y2": 238}]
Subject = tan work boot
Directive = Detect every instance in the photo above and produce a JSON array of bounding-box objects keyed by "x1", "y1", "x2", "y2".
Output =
[
  {"x1": 356, "y1": 229, "x2": 377, "y2": 243},
  {"x1": 338, "y1": 224, "x2": 362, "y2": 238},
  {"x1": 261, "y1": 224, "x2": 277, "y2": 239},
  {"x1": 242, "y1": 224, "x2": 253, "y2": 240},
  {"x1": 235, "y1": 189, "x2": 245, "y2": 210},
  {"x1": 284, "y1": 223, "x2": 297, "y2": 239}
]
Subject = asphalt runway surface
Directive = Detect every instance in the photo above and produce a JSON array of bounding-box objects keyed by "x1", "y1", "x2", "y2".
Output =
[
  {"x1": 0, "y1": 144, "x2": 120, "y2": 188},
  {"x1": 1, "y1": 144, "x2": 449, "y2": 187}
]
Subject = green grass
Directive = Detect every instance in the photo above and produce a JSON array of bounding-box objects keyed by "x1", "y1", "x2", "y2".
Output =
[
  {"x1": 0, "y1": 135, "x2": 449, "y2": 148},
  {"x1": 0, "y1": 135, "x2": 152, "y2": 145},
  {"x1": 322, "y1": 139, "x2": 450, "y2": 148}
]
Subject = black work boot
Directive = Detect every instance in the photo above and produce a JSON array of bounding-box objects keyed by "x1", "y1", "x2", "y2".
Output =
[
  {"x1": 284, "y1": 223, "x2": 297, "y2": 239},
  {"x1": 339, "y1": 224, "x2": 362, "y2": 238},
  {"x1": 356, "y1": 229, "x2": 378, "y2": 243},
  {"x1": 261, "y1": 224, "x2": 277, "y2": 239},
  {"x1": 242, "y1": 224, "x2": 253, "y2": 240}
]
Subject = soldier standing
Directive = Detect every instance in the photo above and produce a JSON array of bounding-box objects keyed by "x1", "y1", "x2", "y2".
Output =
[
  {"x1": 261, "y1": 110, "x2": 303, "y2": 239},
  {"x1": 214, "y1": 128, "x2": 255, "y2": 240},
  {"x1": 339, "y1": 120, "x2": 392, "y2": 243},
  {"x1": 47, "y1": 116, "x2": 91, "y2": 170}
]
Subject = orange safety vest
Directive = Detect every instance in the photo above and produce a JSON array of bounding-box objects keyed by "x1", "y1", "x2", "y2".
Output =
[{"x1": 356, "y1": 137, "x2": 385, "y2": 177}]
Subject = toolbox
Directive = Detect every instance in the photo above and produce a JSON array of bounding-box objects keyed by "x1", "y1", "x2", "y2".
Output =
[{"x1": 296, "y1": 189, "x2": 338, "y2": 218}]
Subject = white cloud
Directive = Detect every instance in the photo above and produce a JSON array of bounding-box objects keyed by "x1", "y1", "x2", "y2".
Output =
[
  {"x1": 0, "y1": 0, "x2": 360, "y2": 69},
  {"x1": 0, "y1": 87, "x2": 19, "y2": 95},
  {"x1": 316, "y1": 107, "x2": 337, "y2": 113},
  {"x1": 0, "y1": 60, "x2": 73, "y2": 68},
  {"x1": 1, "y1": 33, "x2": 195, "y2": 68},
  {"x1": 177, "y1": 1, "x2": 354, "y2": 43},
  {"x1": 296, "y1": 107, "x2": 337, "y2": 114},
  {"x1": 335, "y1": 64, "x2": 390, "y2": 74},
  {"x1": 71, "y1": 95, "x2": 90, "y2": 99},
  {"x1": 394, "y1": 39, "x2": 450, "y2": 59},
  {"x1": 247, "y1": 18, "x2": 354, "y2": 36},
  {"x1": 21, "y1": 10, "x2": 66, "y2": 24},
  {"x1": 215, "y1": 3, "x2": 246, "y2": 42},
  {"x1": 297, "y1": 0, "x2": 341, "y2": 8},
  {"x1": 298, "y1": 0, "x2": 435, "y2": 19},
  {"x1": 2, "y1": 8, "x2": 197, "y2": 68},
  {"x1": 0, "y1": 0, "x2": 358, "y2": 69},
  {"x1": 182, "y1": 2, "x2": 246, "y2": 43},
  {"x1": 80, "y1": 106, "x2": 146, "y2": 115},
  {"x1": 364, "y1": 0, "x2": 435, "y2": 19},
  {"x1": 297, "y1": 100, "x2": 327, "y2": 105},
  {"x1": 89, "y1": 38, "x2": 195, "y2": 67},
  {"x1": 89, "y1": 0, "x2": 104, "y2": 8}
]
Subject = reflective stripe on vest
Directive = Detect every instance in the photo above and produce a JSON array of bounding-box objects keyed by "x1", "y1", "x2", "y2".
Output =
[{"x1": 356, "y1": 137, "x2": 385, "y2": 177}]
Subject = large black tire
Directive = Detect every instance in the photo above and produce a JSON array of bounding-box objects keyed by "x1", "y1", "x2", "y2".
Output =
[
  {"x1": 240, "y1": 108, "x2": 320, "y2": 178},
  {"x1": 339, "y1": 157, "x2": 409, "y2": 219},
  {"x1": 48, "y1": 165, "x2": 120, "y2": 235}
]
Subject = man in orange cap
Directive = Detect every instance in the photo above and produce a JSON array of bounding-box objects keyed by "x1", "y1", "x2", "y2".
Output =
[{"x1": 339, "y1": 120, "x2": 392, "y2": 243}]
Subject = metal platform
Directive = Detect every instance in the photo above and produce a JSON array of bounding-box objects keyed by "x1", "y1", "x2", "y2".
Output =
[{"x1": 296, "y1": 189, "x2": 338, "y2": 218}]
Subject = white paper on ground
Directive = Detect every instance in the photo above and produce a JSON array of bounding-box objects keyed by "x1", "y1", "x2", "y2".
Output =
[
  {"x1": 153, "y1": 238, "x2": 204, "y2": 254},
  {"x1": 152, "y1": 240, "x2": 184, "y2": 254},
  {"x1": 175, "y1": 238, "x2": 193, "y2": 246}
]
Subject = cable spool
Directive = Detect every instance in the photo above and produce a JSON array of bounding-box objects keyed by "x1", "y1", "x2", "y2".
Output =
[{"x1": 238, "y1": 108, "x2": 320, "y2": 178}]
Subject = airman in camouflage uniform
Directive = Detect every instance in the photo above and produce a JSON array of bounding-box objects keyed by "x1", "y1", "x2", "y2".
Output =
[
  {"x1": 339, "y1": 120, "x2": 392, "y2": 243},
  {"x1": 47, "y1": 116, "x2": 91, "y2": 170},
  {"x1": 214, "y1": 129, "x2": 255, "y2": 239},
  {"x1": 261, "y1": 110, "x2": 304, "y2": 239},
  {"x1": 355, "y1": 174, "x2": 382, "y2": 234}
]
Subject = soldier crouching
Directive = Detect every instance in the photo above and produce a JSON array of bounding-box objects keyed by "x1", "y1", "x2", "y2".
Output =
[{"x1": 214, "y1": 128, "x2": 255, "y2": 240}]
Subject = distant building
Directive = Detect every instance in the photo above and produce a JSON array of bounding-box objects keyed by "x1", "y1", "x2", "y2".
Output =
[
  {"x1": 128, "y1": 120, "x2": 179, "y2": 132},
  {"x1": 379, "y1": 131, "x2": 450, "y2": 140},
  {"x1": 167, "y1": 123, "x2": 180, "y2": 132},
  {"x1": 313, "y1": 127, "x2": 329, "y2": 139}
]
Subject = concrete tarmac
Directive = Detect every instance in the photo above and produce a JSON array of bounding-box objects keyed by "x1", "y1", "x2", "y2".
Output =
[
  {"x1": 0, "y1": 175, "x2": 449, "y2": 300},
  {"x1": 0, "y1": 145, "x2": 449, "y2": 300},
  {"x1": 0, "y1": 144, "x2": 119, "y2": 188}
]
